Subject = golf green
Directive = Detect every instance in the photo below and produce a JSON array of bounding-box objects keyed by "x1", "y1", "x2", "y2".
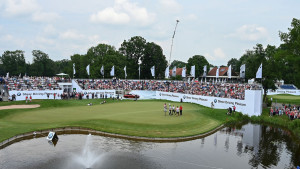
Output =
[
  {"x1": 0, "y1": 100, "x2": 234, "y2": 142},
  {"x1": 267, "y1": 94, "x2": 300, "y2": 105}
]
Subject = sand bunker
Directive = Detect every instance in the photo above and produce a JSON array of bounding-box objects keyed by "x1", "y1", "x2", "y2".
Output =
[{"x1": 0, "y1": 104, "x2": 40, "y2": 110}]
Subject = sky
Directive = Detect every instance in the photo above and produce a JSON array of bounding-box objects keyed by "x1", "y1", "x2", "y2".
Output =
[{"x1": 0, "y1": 0, "x2": 299, "y2": 66}]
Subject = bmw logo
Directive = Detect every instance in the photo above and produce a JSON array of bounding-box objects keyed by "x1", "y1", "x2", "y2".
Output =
[
  {"x1": 17, "y1": 92, "x2": 21, "y2": 96},
  {"x1": 48, "y1": 133, "x2": 53, "y2": 139},
  {"x1": 159, "y1": 93, "x2": 162, "y2": 96},
  {"x1": 214, "y1": 99, "x2": 217, "y2": 103},
  {"x1": 183, "y1": 95, "x2": 186, "y2": 99},
  {"x1": 84, "y1": 92, "x2": 87, "y2": 95}
]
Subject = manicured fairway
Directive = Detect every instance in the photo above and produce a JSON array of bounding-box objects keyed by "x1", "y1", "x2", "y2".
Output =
[
  {"x1": 0, "y1": 99, "x2": 236, "y2": 142},
  {"x1": 267, "y1": 94, "x2": 300, "y2": 105}
]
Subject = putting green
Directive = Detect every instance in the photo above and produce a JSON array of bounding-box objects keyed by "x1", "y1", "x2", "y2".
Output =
[
  {"x1": 267, "y1": 94, "x2": 300, "y2": 105},
  {"x1": 0, "y1": 100, "x2": 235, "y2": 142}
]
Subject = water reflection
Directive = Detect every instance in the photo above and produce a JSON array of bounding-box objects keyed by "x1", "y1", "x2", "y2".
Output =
[{"x1": 0, "y1": 123, "x2": 299, "y2": 169}]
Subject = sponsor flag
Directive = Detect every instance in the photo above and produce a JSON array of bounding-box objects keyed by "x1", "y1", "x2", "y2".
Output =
[
  {"x1": 228, "y1": 65, "x2": 232, "y2": 78},
  {"x1": 172, "y1": 66, "x2": 176, "y2": 77},
  {"x1": 100, "y1": 65, "x2": 104, "y2": 76},
  {"x1": 240, "y1": 64, "x2": 245, "y2": 78},
  {"x1": 151, "y1": 66, "x2": 155, "y2": 77},
  {"x1": 86, "y1": 64, "x2": 90, "y2": 76},
  {"x1": 73, "y1": 63, "x2": 76, "y2": 75},
  {"x1": 110, "y1": 66, "x2": 115, "y2": 76},
  {"x1": 182, "y1": 67, "x2": 186, "y2": 77},
  {"x1": 138, "y1": 65, "x2": 141, "y2": 78},
  {"x1": 190, "y1": 65, "x2": 195, "y2": 77},
  {"x1": 256, "y1": 63, "x2": 262, "y2": 78},
  {"x1": 165, "y1": 66, "x2": 169, "y2": 78},
  {"x1": 124, "y1": 66, "x2": 127, "y2": 78},
  {"x1": 203, "y1": 65, "x2": 207, "y2": 77},
  {"x1": 216, "y1": 66, "x2": 219, "y2": 78}
]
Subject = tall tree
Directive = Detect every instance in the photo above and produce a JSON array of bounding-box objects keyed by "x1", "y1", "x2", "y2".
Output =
[
  {"x1": 31, "y1": 50, "x2": 55, "y2": 76},
  {"x1": 0, "y1": 50, "x2": 27, "y2": 76},
  {"x1": 227, "y1": 58, "x2": 239, "y2": 73},
  {"x1": 186, "y1": 55, "x2": 210, "y2": 78},
  {"x1": 119, "y1": 36, "x2": 146, "y2": 79},
  {"x1": 141, "y1": 42, "x2": 167, "y2": 79},
  {"x1": 278, "y1": 18, "x2": 300, "y2": 88}
]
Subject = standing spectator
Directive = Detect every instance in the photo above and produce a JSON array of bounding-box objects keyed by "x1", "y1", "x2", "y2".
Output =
[
  {"x1": 25, "y1": 95, "x2": 28, "y2": 103},
  {"x1": 180, "y1": 105, "x2": 183, "y2": 116},
  {"x1": 176, "y1": 106, "x2": 180, "y2": 116},
  {"x1": 29, "y1": 95, "x2": 32, "y2": 102}
]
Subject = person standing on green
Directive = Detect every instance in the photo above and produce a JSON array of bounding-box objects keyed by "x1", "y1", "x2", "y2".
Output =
[{"x1": 180, "y1": 105, "x2": 183, "y2": 115}]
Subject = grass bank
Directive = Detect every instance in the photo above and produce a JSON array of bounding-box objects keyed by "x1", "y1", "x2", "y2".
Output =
[
  {"x1": 0, "y1": 99, "x2": 244, "y2": 143},
  {"x1": 250, "y1": 109, "x2": 300, "y2": 139}
]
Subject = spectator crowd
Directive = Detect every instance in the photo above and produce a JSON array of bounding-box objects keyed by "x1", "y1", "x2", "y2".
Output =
[{"x1": 1, "y1": 76, "x2": 262, "y2": 101}]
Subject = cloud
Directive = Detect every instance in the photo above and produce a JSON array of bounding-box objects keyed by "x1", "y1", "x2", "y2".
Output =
[
  {"x1": 205, "y1": 48, "x2": 227, "y2": 65},
  {"x1": 1, "y1": 34, "x2": 25, "y2": 47},
  {"x1": 3, "y1": 0, "x2": 39, "y2": 17},
  {"x1": 226, "y1": 24, "x2": 268, "y2": 41},
  {"x1": 35, "y1": 36, "x2": 55, "y2": 45},
  {"x1": 90, "y1": 0, "x2": 155, "y2": 26},
  {"x1": 1, "y1": 0, "x2": 60, "y2": 23},
  {"x1": 186, "y1": 14, "x2": 197, "y2": 21},
  {"x1": 32, "y1": 12, "x2": 60, "y2": 22},
  {"x1": 159, "y1": 0, "x2": 181, "y2": 13},
  {"x1": 59, "y1": 30, "x2": 85, "y2": 40},
  {"x1": 90, "y1": 7, "x2": 130, "y2": 24}
]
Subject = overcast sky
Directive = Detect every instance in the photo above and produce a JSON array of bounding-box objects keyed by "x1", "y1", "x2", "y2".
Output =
[{"x1": 0, "y1": 0, "x2": 299, "y2": 65}]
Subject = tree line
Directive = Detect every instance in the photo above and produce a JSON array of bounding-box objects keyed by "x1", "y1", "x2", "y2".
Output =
[{"x1": 0, "y1": 18, "x2": 299, "y2": 90}]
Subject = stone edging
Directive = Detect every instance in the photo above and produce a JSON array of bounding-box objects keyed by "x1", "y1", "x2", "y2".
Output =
[{"x1": 0, "y1": 125, "x2": 224, "y2": 149}]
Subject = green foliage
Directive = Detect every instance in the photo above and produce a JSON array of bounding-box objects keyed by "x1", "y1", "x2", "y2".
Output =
[
  {"x1": 187, "y1": 55, "x2": 209, "y2": 78},
  {"x1": 227, "y1": 58, "x2": 239, "y2": 73},
  {"x1": 31, "y1": 50, "x2": 56, "y2": 76},
  {"x1": 278, "y1": 18, "x2": 300, "y2": 88},
  {"x1": 0, "y1": 50, "x2": 27, "y2": 76},
  {"x1": 170, "y1": 60, "x2": 186, "y2": 68}
]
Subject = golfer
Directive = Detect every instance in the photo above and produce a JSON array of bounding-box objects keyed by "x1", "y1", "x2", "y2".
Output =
[{"x1": 164, "y1": 103, "x2": 167, "y2": 116}]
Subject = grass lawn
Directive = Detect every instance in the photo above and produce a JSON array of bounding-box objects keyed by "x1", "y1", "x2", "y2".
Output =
[
  {"x1": 0, "y1": 99, "x2": 238, "y2": 142},
  {"x1": 267, "y1": 94, "x2": 300, "y2": 105}
]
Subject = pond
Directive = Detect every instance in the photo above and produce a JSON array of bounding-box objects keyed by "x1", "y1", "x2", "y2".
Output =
[{"x1": 0, "y1": 123, "x2": 299, "y2": 169}]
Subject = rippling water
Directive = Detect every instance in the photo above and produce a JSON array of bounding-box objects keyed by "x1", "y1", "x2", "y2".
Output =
[{"x1": 0, "y1": 123, "x2": 299, "y2": 169}]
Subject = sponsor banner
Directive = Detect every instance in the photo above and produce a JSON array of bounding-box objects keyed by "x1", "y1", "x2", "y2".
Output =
[
  {"x1": 156, "y1": 90, "x2": 262, "y2": 116},
  {"x1": 267, "y1": 89, "x2": 300, "y2": 96},
  {"x1": 81, "y1": 90, "x2": 115, "y2": 99},
  {"x1": 9, "y1": 90, "x2": 64, "y2": 101}
]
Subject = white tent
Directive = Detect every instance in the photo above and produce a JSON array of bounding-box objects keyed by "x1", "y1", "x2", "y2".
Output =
[{"x1": 56, "y1": 73, "x2": 68, "y2": 76}]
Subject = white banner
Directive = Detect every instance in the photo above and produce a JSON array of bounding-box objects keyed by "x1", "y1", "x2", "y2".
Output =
[
  {"x1": 267, "y1": 89, "x2": 300, "y2": 96},
  {"x1": 110, "y1": 66, "x2": 115, "y2": 76},
  {"x1": 228, "y1": 65, "x2": 231, "y2": 78},
  {"x1": 9, "y1": 90, "x2": 64, "y2": 101},
  {"x1": 86, "y1": 65, "x2": 90, "y2": 76},
  {"x1": 156, "y1": 90, "x2": 262, "y2": 116},
  {"x1": 172, "y1": 66, "x2": 176, "y2": 77},
  {"x1": 190, "y1": 65, "x2": 195, "y2": 77},
  {"x1": 165, "y1": 66, "x2": 169, "y2": 78},
  {"x1": 182, "y1": 67, "x2": 186, "y2": 77},
  {"x1": 240, "y1": 64, "x2": 245, "y2": 78},
  {"x1": 256, "y1": 63, "x2": 262, "y2": 79},
  {"x1": 81, "y1": 90, "x2": 116, "y2": 99},
  {"x1": 151, "y1": 66, "x2": 155, "y2": 77}
]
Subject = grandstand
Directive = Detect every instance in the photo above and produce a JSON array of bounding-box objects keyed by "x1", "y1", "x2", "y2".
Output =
[{"x1": 279, "y1": 84, "x2": 298, "y2": 90}]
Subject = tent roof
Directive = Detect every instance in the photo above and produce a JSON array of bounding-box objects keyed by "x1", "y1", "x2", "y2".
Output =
[{"x1": 56, "y1": 73, "x2": 68, "y2": 76}]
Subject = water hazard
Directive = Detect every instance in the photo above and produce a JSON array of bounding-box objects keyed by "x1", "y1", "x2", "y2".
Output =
[{"x1": 0, "y1": 123, "x2": 299, "y2": 169}]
